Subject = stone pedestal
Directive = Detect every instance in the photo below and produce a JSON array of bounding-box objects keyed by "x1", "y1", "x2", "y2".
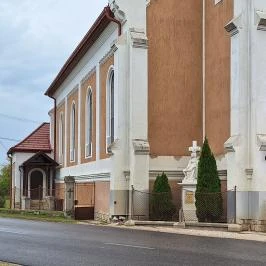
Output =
[
  {"x1": 180, "y1": 141, "x2": 200, "y2": 222},
  {"x1": 64, "y1": 176, "x2": 75, "y2": 215},
  {"x1": 181, "y1": 183, "x2": 198, "y2": 222},
  {"x1": 21, "y1": 197, "x2": 30, "y2": 210}
]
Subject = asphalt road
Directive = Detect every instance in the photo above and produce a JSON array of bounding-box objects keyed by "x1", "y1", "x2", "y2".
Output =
[{"x1": 0, "y1": 218, "x2": 265, "y2": 266}]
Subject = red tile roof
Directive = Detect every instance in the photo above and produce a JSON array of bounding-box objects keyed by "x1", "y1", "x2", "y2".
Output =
[{"x1": 8, "y1": 123, "x2": 52, "y2": 154}]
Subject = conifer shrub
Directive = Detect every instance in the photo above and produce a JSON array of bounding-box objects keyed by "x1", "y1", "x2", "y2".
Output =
[
  {"x1": 195, "y1": 138, "x2": 223, "y2": 222},
  {"x1": 150, "y1": 172, "x2": 176, "y2": 221}
]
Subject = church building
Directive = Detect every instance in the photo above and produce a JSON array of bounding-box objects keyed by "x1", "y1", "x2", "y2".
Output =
[{"x1": 9, "y1": 0, "x2": 266, "y2": 230}]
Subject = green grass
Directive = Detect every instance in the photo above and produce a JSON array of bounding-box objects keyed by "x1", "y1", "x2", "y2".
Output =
[{"x1": 0, "y1": 208, "x2": 76, "y2": 224}]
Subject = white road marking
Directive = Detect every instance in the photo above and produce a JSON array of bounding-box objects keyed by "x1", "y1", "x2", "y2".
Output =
[
  {"x1": 104, "y1": 243, "x2": 155, "y2": 250},
  {"x1": 0, "y1": 228, "x2": 26, "y2": 235}
]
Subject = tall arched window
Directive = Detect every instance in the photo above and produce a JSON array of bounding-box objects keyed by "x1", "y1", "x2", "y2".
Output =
[
  {"x1": 70, "y1": 102, "x2": 76, "y2": 161},
  {"x1": 59, "y1": 113, "x2": 64, "y2": 164},
  {"x1": 106, "y1": 67, "x2": 115, "y2": 149},
  {"x1": 85, "y1": 88, "x2": 93, "y2": 158}
]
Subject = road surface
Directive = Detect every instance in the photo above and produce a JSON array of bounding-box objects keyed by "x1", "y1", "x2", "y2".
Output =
[{"x1": 0, "y1": 218, "x2": 265, "y2": 266}]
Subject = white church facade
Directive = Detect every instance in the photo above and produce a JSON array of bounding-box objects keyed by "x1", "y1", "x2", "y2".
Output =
[{"x1": 8, "y1": 0, "x2": 266, "y2": 230}]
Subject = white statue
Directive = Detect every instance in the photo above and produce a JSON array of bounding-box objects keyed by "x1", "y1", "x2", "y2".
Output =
[{"x1": 183, "y1": 141, "x2": 201, "y2": 183}]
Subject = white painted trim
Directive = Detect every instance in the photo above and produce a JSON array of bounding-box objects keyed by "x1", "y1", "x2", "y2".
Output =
[
  {"x1": 96, "y1": 63, "x2": 100, "y2": 161},
  {"x1": 59, "y1": 112, "x2": 64, "y2": 165},
  {"x1": 78, "y1": 83, "x2": 81, "y2": 164},
  {"x1": 85, "y1": 86, "x2": 93, "y2": 159},
  {"x1": 106, "y1": 65, "x2": 115, "y2": 153},
  {"x1": 64, "y1": 97, "x2": 68, "y2": 167},
  {"x1": 70, "y1": 100, "x2": 76, "y2": 162}
]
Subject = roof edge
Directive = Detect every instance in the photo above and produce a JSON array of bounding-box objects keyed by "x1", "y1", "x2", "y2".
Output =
[
  {"x1": 45, "y1": 6, "x2": 114, "y2": 97},
  {"x1": 7, "y1": 122, "x2": 50, "y2": 155}
]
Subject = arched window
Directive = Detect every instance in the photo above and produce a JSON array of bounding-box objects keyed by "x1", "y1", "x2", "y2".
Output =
[
  {"x1": 106, "y1": 67, "x2": 115, "y2": 149},
  {"x1": 70, "y1": 102, "x2": 76, "y2": 161},
  {"x1": 85, "y1": 88, "x2": 93, "y2": 158},
  {"x1": 59, "y1": 112, "x2": 64, "y2": 163}
]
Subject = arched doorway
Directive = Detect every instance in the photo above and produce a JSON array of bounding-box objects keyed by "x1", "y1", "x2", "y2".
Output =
[{"x1": 30, "y1": 170, "x2": 44, "y2": 200}]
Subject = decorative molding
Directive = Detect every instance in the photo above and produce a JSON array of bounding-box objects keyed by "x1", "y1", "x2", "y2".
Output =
[
  {"x1": 73, "y1": 173, "x2": 111, "y2": 182},
  {"x1": 130, "y1": 28, "x2": 148, "y2": 49},
  {"x1": 81, "y1": 66, "x2": 96, "y2": 86},
  {"x1": 109, "y1": 1, "x2": 126, "y2": 23},
  {"x1": 67, "y1": 84, "x2": 79, "y2": 98},
  {"x1": 99, "y1": 45, "x2": 118, "y2": 66},
  {"x1": 257, "y1": 134, "x2": 266, "y2": 151},
  {"x1": 255, "y1": 10, "x2": 266, "y2": 31},
  {"x1": 214, "y1": 0, "x2": 222, "y2": 5},
  {"x1": 132, "y1": 139, "x2": 150, "y2": 155},
  {"x1": 224, "y1": 135, "x2": 240, "y2": 153},
  {"x1": 218, "y1": 170, "x2": 227, "y2": 180},
  {"x1": 149, "y1": 170, "x2": 184, "y2": 180},
  {"x1": 224, "y1": 14, "x2": 242, "y2": 36},
  {"x1": 245, "y1": 168, "x2": 253, "y2": 179},
  {"x1": 149, "y1": 170, "x2": 227, "y2": 180}
]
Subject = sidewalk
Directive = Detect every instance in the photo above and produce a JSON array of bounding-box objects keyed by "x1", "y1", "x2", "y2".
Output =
[{"x1": 78, "y1": 221, "x2": 266, "y2": 243}]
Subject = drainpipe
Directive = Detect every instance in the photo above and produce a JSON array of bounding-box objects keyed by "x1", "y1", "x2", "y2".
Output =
[
  {"x1": 105, "y1": 6, "x2": 122, "y2": 36},
  {"x1": 51, "y1": 96, "x2": 57, "y2": 196},
  {"x1": 48, "y1": 96, "x2": 57, "y2": 161},
  {"x1": 8, "y1": 154, "x2": 12, "y2": 209},
  {"x1": 202, "y1": 0, "x2": 206, "y2": 140}
]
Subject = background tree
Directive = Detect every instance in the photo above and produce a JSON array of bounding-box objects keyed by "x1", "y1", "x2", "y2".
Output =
[
  {"x1": 195, "y1": 138, "x2": 223, "y2": 222},
  {"x1": 0, "y1": 162, "x2": 11, "y2": 208},
  {"x1": 150, "y1": 172, "x2": 176, "y2": 221}
]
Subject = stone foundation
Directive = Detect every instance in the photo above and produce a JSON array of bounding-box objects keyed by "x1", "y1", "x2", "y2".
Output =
[{"x1": 240, "y1": 219, "x2": 266, "y2": 232}]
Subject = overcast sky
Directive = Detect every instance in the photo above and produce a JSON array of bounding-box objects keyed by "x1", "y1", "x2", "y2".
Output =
[{"x1": 0, "y1": 0, "x2": 107, "y2": 166}]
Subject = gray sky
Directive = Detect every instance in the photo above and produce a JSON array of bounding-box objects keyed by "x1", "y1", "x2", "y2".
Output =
[{"x1": 0, "y1": 0, "x2": 107, "y2": 166}]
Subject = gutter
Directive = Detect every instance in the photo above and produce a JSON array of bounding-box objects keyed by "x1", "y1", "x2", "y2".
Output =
[
  {"x1": 51, "y1": 97, "x2": 57, "y2": 161},
  {"x1": 105, "y1": 6, "x2": 122, "y2": 36},
  {"x1": 8, "y1": 154, "x2": 12, "y2": 209}
]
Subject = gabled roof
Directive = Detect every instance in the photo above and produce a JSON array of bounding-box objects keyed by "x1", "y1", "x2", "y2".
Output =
[
  {"x1": 45, "y1": 6, "x2": 114, "y2": 97},
  {"x1": 21, "y1": 151, "x2": 58, "y2": 167},
  {"x1": 8, "y1": 123, "x2": 52, "y2": 154}
]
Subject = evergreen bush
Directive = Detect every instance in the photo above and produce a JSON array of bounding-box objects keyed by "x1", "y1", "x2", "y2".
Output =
[
  {"x1": 195, "y1": 138, "x2": 223, "y2": 222},
  {"x1": 150, "y1": 172, "x2": 176, "y2": 221}
]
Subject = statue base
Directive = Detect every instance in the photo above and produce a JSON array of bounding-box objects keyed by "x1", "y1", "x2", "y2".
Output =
[{"x1": 180, "y1": 182, "x2": 198, "y2": 222}]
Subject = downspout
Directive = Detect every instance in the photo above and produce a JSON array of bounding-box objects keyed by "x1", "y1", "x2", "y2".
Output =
[
  {"x1": 105, "y1": 6, "x2": 122, "y2": 36},
  {"x1": 51, "y1": 96, "x2": 57, "y2": 161},
  {"x1": 8, "y1": 154, "x2": 12, "y2": 209},
  {"x1": 51, "y1": 96, "x2": 57, "y2": 195},
  {"x1": 202, "y1": 0, "x2": 206, "y2": 140},
  {"x1": 247, "y1": 0, "x2": 252, "y2": 174}
]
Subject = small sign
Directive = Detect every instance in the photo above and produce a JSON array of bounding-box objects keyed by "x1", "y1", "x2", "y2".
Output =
[{"x1": 185, "y1": 191, "x2": 194, "y2": 204}]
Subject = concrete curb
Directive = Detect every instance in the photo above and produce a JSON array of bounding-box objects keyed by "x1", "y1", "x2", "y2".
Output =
[{"x1": 125, "y1": 220, "x2": 228, "y2": 230}]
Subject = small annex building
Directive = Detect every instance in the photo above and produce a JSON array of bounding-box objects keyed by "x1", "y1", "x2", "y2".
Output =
[{"x1": 8, "y1": 123, "x2": 58, "y2": 210}]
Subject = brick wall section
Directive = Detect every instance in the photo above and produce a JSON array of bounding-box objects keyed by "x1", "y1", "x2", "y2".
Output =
[
  {"x1": 147, "y1": 0, "x2": 203, "y2": 156},
  {"x1": 205, "y1": 0, "x2": 233, "y2": 155}
]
